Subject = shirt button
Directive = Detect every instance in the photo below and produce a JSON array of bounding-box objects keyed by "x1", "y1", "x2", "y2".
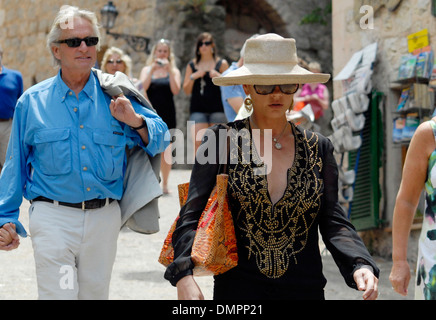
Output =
[
  {"x1": 83, "y1": 167, "x2": 88, "y2": 171},
  {"x1": 68, "y1": 92, "x2": 73, "y2": 96},
  {"x1": 80, "y1": 125, "x2": 84, "y2": 129},
  {"x1": 86, "y1": 187, "x2": 91, "y2": 192},
  {"x1": 82, "y1": 145, "x2": 86, "y2": 150},
  {"x1": 73, "y1": 108, "x2": 78, "y2": 112}
]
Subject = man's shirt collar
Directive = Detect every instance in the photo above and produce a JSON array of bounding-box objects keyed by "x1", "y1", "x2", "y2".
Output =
[{"x1": 56, "y1": 69, "x2": 97, "y2": 101}]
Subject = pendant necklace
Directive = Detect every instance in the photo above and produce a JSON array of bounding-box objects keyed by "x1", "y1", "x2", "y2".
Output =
[
  {"x1": 250, "y1": 117, "x2": 289, "y2": 150},
  {"x1": 272, "y1": 121, "x2": 288, "y2": 150}
]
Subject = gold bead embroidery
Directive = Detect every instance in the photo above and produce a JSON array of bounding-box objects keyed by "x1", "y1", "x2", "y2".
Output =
[{"x1": 229, "y1": 120, "x2": 323, "y2": 279}]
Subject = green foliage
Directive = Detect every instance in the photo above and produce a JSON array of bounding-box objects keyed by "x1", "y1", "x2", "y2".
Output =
[{"x1": 299, "y1": 2, "x2": 332, "y2": 26}]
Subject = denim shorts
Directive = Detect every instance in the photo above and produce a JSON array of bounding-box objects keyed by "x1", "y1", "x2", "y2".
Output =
[{"x1": 189, "y1": 112, "x2": 227, "y2": 124}]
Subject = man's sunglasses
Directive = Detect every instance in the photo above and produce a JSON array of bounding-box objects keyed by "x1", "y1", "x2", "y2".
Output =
[
  {"x1": 54, "y1": 37, "x2": 99, "y2": 48},
  {"x1": 200, "y1": 41, "x2": 212, "y2": 46},
  {"x1": 253, "y1": 84, "x2": 299, "y2": 95}
]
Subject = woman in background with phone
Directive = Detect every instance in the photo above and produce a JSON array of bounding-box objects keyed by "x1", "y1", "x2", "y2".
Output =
[{"x1": 140, "y1": 39, "x2": 181, "y2": 194}]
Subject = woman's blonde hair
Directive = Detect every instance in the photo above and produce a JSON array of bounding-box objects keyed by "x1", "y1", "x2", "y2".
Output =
[{"x1": 145, "y1": 39, "x2": 177, "y2": 70}]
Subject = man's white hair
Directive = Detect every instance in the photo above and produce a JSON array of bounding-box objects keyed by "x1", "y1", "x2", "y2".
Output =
[{"x1": 47, "y1": 5, "x2": 101, "y2": 67}]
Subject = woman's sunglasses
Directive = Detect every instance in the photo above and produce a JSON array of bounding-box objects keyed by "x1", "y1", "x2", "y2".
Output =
[
  {"x1": 253, "y1": 84, "x2": 299, "y2": 95},
  {"x1": 107, "y1": 59, "x2": 123, "y2": 64},
  {"x1": 54, "y1": 37, "x2": 99, "y2": 48},
  {"x1": 199, "y1": 41, "x2": 212, "y2": 47}
]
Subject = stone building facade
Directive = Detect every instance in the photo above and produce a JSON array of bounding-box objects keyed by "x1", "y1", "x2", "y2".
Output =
[
  {"x1": 332, "y1": 0, "x2": 436, "y2": 261},
  {"x1": 0, "y1": 0, "x2": 333, "y2": 163}
]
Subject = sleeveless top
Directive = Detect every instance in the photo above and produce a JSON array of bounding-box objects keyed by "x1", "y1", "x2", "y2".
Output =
[
  {"x1": 146, "y1": 75, "x2": 176, "y2": 129},
  {"x1": 416, "y1": 119, "x2": 436, "y2": 300},
  {"x1": 189, "y1": 59, "x2": 225, "y2": 114},
  {"x1": 299, "y1": 83, "x2": 327, "y2": 120}
]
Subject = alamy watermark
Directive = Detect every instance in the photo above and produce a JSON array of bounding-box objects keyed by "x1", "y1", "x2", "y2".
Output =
[
  {"x1": 59, "y1": 265, "x2": 74, "y2": 290},
  {"x1": 165, "y1": 123, "x2": 273, "y2": 175},
  {"x1": 360, "y1": 5, "x2": 374, "y2": 30},
  {"x1": 59, "y1": 5, "x2": 75, "y2": 30}
]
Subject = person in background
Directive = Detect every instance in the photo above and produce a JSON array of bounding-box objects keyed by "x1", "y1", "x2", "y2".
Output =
[
  {"x1": 101, "y1": 46, "x2": 130, "y2": 75},
  {"x1": 140, "y1": 39, "x2": 181, "y2": 194},
  {"x1": 183, "y1": 32, "x2": 229, "y2": 156},
  {"x1": 293, "y1": 61, "x2": 329, "y2": 128},
  {"x1": 0, "y1": 44, "x2": 23, "y2": 173},
  {"x1": 101, "y1": 46, "x2": 141, "y2": 88},
  {"x1": 390, "y1": 117, "x2": 436, "y2": 300},
  {"x1": 0, "y1": 6, "x2": 168, "y2": 299},
  {"x1": 166, "y1": 33, "x2": 379, "y2": 300},
  {"x1": 220, "y1": 34, "x2": 258, "y2": 122}
]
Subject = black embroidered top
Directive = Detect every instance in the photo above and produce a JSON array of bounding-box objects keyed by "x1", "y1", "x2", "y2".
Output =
[{"x1": 164, "y1": 119, "x2": 379, "y2": 290}]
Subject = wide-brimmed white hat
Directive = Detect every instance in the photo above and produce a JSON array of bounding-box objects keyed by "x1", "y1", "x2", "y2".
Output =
[{"x1": 213, "y1": 33, "x2": 330, "y2": 86}]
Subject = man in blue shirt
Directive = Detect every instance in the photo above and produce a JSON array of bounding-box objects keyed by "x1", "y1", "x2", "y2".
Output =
[
  {"x1": 0, "y1": 45, "x2": 23, "y2": 172},
  {"x1": 219, "y1": 35, "x2": 258, "y2": 122},
  {"x1": 0, "y1": 6, "x2": 169, "y2": 299},
  {"x1": 220, "y1": 59, "x2": 245, "y2": 121}
]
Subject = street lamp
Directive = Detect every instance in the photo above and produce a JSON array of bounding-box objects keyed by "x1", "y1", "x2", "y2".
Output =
[{"x1": 100, "y1": 1, "x2": 151, "y2": 53}]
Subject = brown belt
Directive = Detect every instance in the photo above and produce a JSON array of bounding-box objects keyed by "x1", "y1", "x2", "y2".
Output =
[{"x1": 0, "y1": 118, "x2": 11, "y2": 122}]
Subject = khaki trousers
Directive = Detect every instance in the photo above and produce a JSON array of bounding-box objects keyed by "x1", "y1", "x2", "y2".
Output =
[{"x1": 29, "y1": 200, "x2": 121, "y2": 300}]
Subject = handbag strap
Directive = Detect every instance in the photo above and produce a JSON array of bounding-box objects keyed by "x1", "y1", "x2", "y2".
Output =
[{"x1": 217, "y1": 124, "x2": 231, "y2": 175}]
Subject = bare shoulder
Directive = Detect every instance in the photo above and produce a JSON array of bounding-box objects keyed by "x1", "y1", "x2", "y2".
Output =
[{"x1": 409, "y1": 118, "x2": 436, "y2": 158}]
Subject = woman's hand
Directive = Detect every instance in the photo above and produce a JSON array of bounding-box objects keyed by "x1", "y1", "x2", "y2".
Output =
[
  {"x1": 389, "y1": 260, "x2": 411, "y2": 296},
  {"x1": 0, "y1": 223, "x2": 20, "y2": 251},
  {"x1": 353, "y1": 266, "x2": 379, "y2": 300},
  {"x1": 176, "y1": 275, "x2": 204, "y2": 300},
  {"x1": 191, "y1": 70, "x2": 206, "y2": 81}
]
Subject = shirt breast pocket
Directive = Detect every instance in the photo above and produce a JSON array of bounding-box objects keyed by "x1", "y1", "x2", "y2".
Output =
[
  {"x1": 34, "y1": 128, "x2": 72, "y2": 176},
  {"x1": 93, "y1": 130, "x2": 126, "y2": 181}
]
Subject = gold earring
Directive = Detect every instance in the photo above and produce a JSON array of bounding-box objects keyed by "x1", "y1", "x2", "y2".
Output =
[
  {"x1": 288, "y1": 100, "x2": 294, "y2": 112},
  {"x1": 244, "y1": 97, "x2": 253, "y2": 112}
]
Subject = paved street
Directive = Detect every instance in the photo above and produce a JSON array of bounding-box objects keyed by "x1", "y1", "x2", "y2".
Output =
[{"x1": 0, "y1": 169, "x2": 414, "y2": 300}]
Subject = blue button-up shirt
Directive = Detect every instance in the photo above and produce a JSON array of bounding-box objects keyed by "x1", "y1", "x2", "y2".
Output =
[
  {"x1": 0, "y1": 70, "x2": 169, "y2": 237},
  {"x1": 0, "y1": 66, "x2": 23, "y2": 119},
  {"x1": 220, "y1": 62, "x2": 245, "y2": 122}
]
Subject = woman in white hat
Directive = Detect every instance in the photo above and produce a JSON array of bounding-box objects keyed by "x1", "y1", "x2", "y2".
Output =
[{"x1": 165, "y1": 34, "x2": 379, "y2": 300}]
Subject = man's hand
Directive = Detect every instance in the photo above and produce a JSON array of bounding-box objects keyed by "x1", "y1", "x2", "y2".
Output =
[
  {"x1": 0, "y1": 223, "x2": 20, "y2": 251},
  {"x1": 109, "y1": 95, "x2": 143, "y2": 128},
  {"x1": 109, "y1": 95, "x2": 149, "y2": 144}
]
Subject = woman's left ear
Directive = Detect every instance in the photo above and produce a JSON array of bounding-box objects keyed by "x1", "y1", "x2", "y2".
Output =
[{"x1": 242, "y1": 84, "x2": 250, "y2": 95}]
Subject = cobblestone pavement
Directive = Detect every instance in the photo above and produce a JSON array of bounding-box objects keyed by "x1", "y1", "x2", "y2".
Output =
[{"x1": 0, "y1": 169, "x2": 414, "y2": 300}]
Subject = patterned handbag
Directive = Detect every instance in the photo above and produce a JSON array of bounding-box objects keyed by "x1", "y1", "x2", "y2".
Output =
[{"x1": 158, "y1": 173, "x2": 238, "y2": 276}]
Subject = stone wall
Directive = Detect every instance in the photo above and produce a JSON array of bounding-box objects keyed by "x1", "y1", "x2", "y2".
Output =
[{"x1": 0, "y1": 0, "x2": 156, "y2": 88}]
